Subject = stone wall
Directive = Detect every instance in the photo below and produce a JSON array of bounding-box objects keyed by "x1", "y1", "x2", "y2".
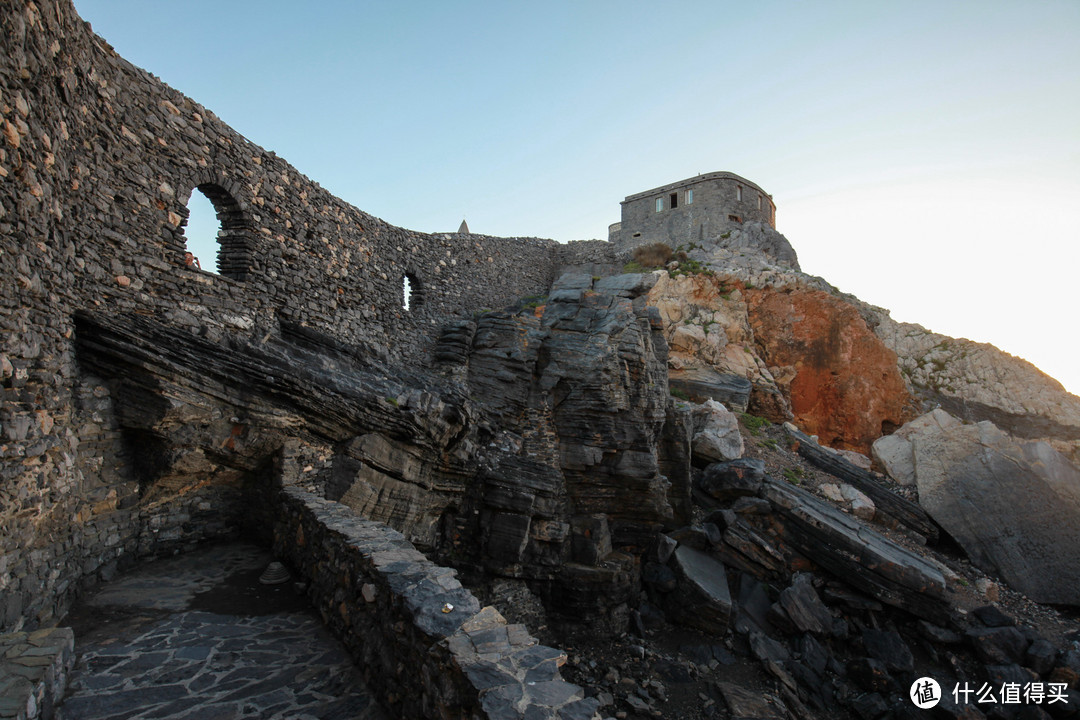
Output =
[
  {"x1": 272, "y1": 488, "x2": 599, "y2": 720},
  {"x1": 611, "y1": 171, "x2": 776, "y2": 247},
  {"x1": 0, "y1": 0, "x2": 583, "y2": 632}
]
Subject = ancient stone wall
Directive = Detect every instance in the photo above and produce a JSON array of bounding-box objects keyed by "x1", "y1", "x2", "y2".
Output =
[
  {"x1": 0, "y1": 0, "x2": 570, "y2": 632},
  {"x1": 272, "y1": 488, "x2": 599, "y2": 720},
  {"x1": 611, "y1": 171, "x2": 776, "y2": 247}
]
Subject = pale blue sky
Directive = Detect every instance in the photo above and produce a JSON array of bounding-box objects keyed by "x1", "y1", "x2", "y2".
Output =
[{"x1": 74, "y1": 1, "x2": 1080, "y2": 394}]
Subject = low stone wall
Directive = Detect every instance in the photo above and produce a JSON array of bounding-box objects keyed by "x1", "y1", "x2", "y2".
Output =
[
  {"x1": 0, "y1": 627, "x2": 74, "y2": 720},
  {"x1": 272, "y1": 488, "x2": 599, "y2": 720}
]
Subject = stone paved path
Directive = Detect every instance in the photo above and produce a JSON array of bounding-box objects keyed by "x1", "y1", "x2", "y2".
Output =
[{"x1": 56, "y1": 543, "x2": 386, "y2": 720}]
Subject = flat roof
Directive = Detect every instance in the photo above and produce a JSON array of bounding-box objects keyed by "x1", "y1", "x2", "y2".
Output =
[{"x1": 622, "y1": 171, "x2": 772, "y2": 204}]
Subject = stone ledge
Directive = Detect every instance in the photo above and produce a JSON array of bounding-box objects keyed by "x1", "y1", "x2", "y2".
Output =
[
  {"x1": 0, "y1": 628, "x2": 74, "y2": 720},
  {"x1": 273, "y1": 488, "x2": 599, "y2": 719}
]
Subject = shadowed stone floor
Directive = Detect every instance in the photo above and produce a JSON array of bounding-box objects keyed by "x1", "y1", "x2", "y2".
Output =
[{"x1": 56, "y1": 543, "x2": 386, "y2": 720}]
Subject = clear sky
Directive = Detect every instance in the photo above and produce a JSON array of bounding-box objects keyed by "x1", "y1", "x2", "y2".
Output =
[{"x1": 73, "y1": 0, "x2": 1080, "y2": 395}]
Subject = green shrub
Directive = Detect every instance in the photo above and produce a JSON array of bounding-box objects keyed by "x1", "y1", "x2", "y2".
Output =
[{"x1": 741, "y1": 412, "x2": 771, "y2": 436}]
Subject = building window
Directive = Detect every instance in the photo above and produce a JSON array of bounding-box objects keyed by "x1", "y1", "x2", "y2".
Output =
[
  {"x1": 669, "y1": 192, "x2": 678, "y2": 209},
  {"x1": 736, "y1": 185, "x2": 742, "y2": 202},
  {"x1": 656, "y1": 197, "x2": 663, "y2": 212},
  {"x1": 728, "y1": 214, "x2": 742, "y2": 223},
  {"x1": 757, "y1": 194, "x2": 762, "y2": 210},
  {"x1": 686, "y1": 189, "x2": 693, "y2": 205}
]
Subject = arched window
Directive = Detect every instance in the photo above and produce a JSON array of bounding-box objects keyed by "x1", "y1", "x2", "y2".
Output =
[
  {"x1": 402, "y1": 271, "x2": 425, "y2": 311},
  {"x1": 178, "y1": 179, "x2": 254, "y2": 281},
  {"x1": 183, "y1": 188, "x2": 218, "y2": 273}
]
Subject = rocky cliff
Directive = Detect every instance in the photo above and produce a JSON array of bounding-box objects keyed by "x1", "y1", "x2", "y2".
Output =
[{"x1": 638, "y1": 229, "x2": 1080, "y2": 464}]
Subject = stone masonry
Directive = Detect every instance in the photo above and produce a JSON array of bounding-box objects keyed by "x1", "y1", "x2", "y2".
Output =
[
  {"x1": 0, "y1": 0, "x2": 619, "y2": 635},
  {"x1": 0, "y1": 627, "x2": 73, "y2": 720},
  {"x1": 609, "y1": 171, "x2": 776, "y2": 248},
  {"x1": 272, "y1": 488, "x2": 599, "y2": 720}
]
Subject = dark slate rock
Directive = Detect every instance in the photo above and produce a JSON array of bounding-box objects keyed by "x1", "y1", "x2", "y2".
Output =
[
  {"x1": 761, "y1": 478, "x2": 950, "y2": 624},
  {"x1": 668, "y1": 367, "x2": 752, "y2": 413},
  {"x1": 967, "y1": 626, "x2": 1030, "y2": 665},
  {"x1": 734, "y1": 574, "x2": 776, "y2": 637},
  {"x1": 777, "y1": 573, "x2": 834, "y2": 636},
  {"x1": 917, "y1": 620, "x2": 962, "y2": 645},
  {"x1": 569, "y1": 514, "x2": 611, "y2": 566},
  {"x1": 698, "y1": 458, "x2": 766, "y2": 502},
  {"x1": 973, "y1": 605, "x2": 1016, "y2": 628},
  {"x1": 702, "y1": 522, "x2": 723, "y2": 546},
  {"x1": 984, "y1": 663, "x2": 1039, "y2": 689},
  {"x1": 465, "y1": 661, "x2": 518, "y2": 691},
  {"x1": 667, "y1": 525, "x2": 712, "y2": 551},
  {"x1": 862, "y1": 629, "x2": 914, "y2": 674},
  {"x1": 655, "y1": 658, "x2": 694, "y2": 683},
  {"x1": 703, "y1": 508, "x2": 737, "y2": 532},
  {"x1": 642, "y1": 562, "x2": 677, "y2": 593},
  {"x1": 679, "y1": 643, "x2": 734, "y2": 667},
  {"x1": 1025, "y1": 638, "x2": 1059, "y2": 675},
  {"x1": 846, "y1": 657, "x2": 893, "y2": 694},
  {"x1": 797, "y1": 633, "x2": 830, "y2": 677},
  {"x1": 655, "y1": 533, "x2": 677, "y2": 564},
  {"x1": 851, "y1": 692, "x2": 890, "y2": 720},
  {"x1": 730, "y1": 496, "x2": 771, "y2": 515},
  {"x1": 1060, "y1": 647, "x2": 1080, "y2": 675},
  {"x1": 664, "y1": 546, "x2": 733, "y2": 634},
  {"x1": 749, "y1": 631, "x2": 791, "y2": 665},
  {"x1": 787, "y1": 659, "x2": 823, "y2": 695}
]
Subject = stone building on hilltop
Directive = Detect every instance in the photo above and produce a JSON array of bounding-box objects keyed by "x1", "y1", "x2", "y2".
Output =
[{"x1": 608, "y1": 171, "x2": 776, "y2": 248}]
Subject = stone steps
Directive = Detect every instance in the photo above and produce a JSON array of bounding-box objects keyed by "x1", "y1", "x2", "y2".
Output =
[{"x1": 0, "y1": 628, "x2": 74, "y2": 720}]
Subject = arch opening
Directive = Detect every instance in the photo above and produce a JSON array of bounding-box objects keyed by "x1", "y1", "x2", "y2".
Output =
[
  {"x1": 179, "y1": 182, "x2": 253, "y2": 281},
  {"x1": 182, "y1": 189, "x2": 219, "y2": 273},
  {"x1": 402, "y1": 271, "x2": 425, "y2": 311}
]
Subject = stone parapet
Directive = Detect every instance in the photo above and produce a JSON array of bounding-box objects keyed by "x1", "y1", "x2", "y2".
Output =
[
  {"x1": 272, "y1": 488, "x2": 599, "y2": 720},
  {"x1": 0, "y1": 628, "x2": 74, "y2": 720}
]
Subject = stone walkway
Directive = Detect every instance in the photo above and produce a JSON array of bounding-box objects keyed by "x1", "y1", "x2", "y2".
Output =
[{"x1": 56, "y1": 543, "x2": 386, "y2": 720}]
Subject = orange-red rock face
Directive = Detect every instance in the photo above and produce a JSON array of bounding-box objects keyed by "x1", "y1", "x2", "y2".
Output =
[{"x1": 746, "y1": 287, "x2": 914, "y2": 454}]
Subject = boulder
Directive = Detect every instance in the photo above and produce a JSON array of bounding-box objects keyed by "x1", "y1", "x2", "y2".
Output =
[
  {"x1": 908, "y1": 412, "x2": 1080, "y2": 605},
  {"x1": 690, "y1": 399, "x2": 744, "y2": 465},
  {"x1": 840, "y1": 484, "x2": 875, "y2": 521},
  {"x1": 664, "y1": 545, "x2": 733, "y2": 634},
  {"x1": 871, "y1": 408, "x2": 961, "y2": 485},
  {"x1": 775, "y1": 573, "x2": 835, "y2": 636},
  {"x1": 697, "y1": 458, "x2": 766, "y2": 503},
  {"x1": 862, "y1": 629, "x2": 914, "y2": 673}
]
